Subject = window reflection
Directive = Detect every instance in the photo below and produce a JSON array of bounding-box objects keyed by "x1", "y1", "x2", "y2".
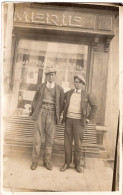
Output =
[{"x1": 14, "y1": 39, "x2": 88, "y2": 116}]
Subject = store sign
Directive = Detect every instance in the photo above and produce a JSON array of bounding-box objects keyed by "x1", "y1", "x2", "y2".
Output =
[
  {"x1": 14, "y1": 7, "x2": 96, "y2": 29},
  {"x1": 22, "y1": 60, "x2": 85, "y2": 71}
]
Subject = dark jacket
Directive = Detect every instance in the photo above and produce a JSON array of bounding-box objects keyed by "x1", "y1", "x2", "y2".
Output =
[
  {"x1": 29, "y1": 83, "x2": 64, "y2": 124},
  {"x1": 62, "y1": 89, "x2": 97, "y2": 127}
]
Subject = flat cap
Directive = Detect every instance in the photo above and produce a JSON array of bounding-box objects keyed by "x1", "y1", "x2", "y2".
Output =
[
  {"x1": 45, "y1": 66, "x2": 57, "y2": 74},
  {"x1": 74, "y1": 74, "x2": 86, "y2": 85}
]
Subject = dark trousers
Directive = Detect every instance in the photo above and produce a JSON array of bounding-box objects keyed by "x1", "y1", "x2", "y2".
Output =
[
  {"x1": 32, "y1": 109, "x2": 56, "y2": 163},
  {"x1": 64, "y1": 117, "x2": 84, "y2": 165}
]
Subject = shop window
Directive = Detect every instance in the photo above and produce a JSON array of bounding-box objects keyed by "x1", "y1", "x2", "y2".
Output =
[{"x1": 12, "y1": 39, "x2": 89, "y2": 116}]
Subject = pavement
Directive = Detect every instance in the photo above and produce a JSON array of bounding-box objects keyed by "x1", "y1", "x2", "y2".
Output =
[{"x1": 3, "y1": 148, "x2": 113, "y2": 192}]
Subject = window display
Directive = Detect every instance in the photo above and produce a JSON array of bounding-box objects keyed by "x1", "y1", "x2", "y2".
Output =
[{"x1": 13, "y1": 39, "x2": 89, "y2": 116}]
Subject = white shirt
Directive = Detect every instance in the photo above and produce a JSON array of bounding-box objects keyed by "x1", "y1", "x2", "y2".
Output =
[
  {"x1": 46, "y1": 81, "x2": 55, "y2": 89},
  {"x1": 74, "y1": 88, "x2": 82, "y2": 93},
  {"x1": 67, "y1": 89, "x2": 82, "y2": 119}
]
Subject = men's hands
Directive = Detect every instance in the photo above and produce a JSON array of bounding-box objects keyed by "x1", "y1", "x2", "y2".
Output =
[
  {"x1": 28, "y1": 112, "x2": 32, "y2": 116},
  {"x1": 61, "y1": 119, "x2": 64, "y2": 125},
  {"x1": 28, "y1": 107, "x2": 32, "y2": 116},
  {"x1": 60, "y1": 112, "x2": 64, "y2": 124},
  {"x1": 86, "y1": 119, "x2": 90, "y2": 124}
]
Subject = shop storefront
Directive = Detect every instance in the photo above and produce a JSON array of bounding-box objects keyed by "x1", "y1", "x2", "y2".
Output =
[{"x1": 4, "y1": 3, "x2": 119, "y2": 159}]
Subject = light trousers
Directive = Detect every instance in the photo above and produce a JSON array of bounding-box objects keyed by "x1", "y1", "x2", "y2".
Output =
[{"x1": 32, "y1": 109, "x2": 56, "y2": 163}]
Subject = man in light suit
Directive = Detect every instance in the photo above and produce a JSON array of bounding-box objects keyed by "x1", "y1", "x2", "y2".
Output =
[
  {"x1": 60, "y1": 74, "x2": 97, "y2": 173},
  {"x1": 29, "y1": 67, "x2": 64, "y2": 171}
]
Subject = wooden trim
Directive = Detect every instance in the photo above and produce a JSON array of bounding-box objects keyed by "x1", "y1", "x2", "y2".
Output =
[
  {"x1": 14, "y1": 2, "x2": 119, "y2": 14},
  {"x1": 87, "y1": 42, "x2": 94, "y2": 94},
  {"x1": 13, "y1": 31, "x2": 93, "y2": 45},
  {"x1": 86, "y1": 44, "x2": 92, "y2": 92},
  {"x1": 13, "y1": 23, "x2": 115, "y2": 36},
  {"x1": 4, "y1": 116, "x2": 100, "y2": 155},
  {"x1": 93, "y1": 35, "x2": 100, "y2": 51},
  {"x1": 10, "y1": 34, "x2": 17, "y2": 90},
  {"x1": 96, "y1": 126, "x2": 108, "y2": 132},
  {"x1": 105, "y1": 37, "x2": 112, "y2": 52},
  {"x1": 10, "y1": 37, "x2": 22, "y2": 114},
  {"x1": 103, "y1": 52, "x2": 110, "y2": 125}
]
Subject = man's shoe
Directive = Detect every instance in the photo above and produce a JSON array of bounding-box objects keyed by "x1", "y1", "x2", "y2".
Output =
[
  {"x1": 60, "y1": 164, "x2": 70, "y2": 172},
  {"x1": 44, "y1": 162, "x2": 52, "y2": 170},
  {"x1": 31, "y1": 162, "x2": 38, "y2": 170},
  {"x1": 75, "y1": 165, "x2": 82, "y2": 173}
]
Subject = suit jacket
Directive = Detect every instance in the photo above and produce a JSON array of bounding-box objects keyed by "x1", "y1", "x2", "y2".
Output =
[
  {"x1": 62, "y1": 89, "x2": 97, "y2": 127},
  {"x1": 29, "y1": 83, "x2": 64, "y2": 124}
]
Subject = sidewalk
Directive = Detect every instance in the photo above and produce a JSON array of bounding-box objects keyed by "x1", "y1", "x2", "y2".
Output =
[{"x1": 3, "y1": 149, "x2": 113, "y2": 192}]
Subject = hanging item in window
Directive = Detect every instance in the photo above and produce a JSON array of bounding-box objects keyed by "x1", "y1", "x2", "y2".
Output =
[{"x1": 26, "y1": 67, "x2": 38, "y2": 84}]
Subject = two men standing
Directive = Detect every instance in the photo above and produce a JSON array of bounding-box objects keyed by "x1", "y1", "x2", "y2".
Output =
[{"x1": 29, "y1": 67, "x2": 97, "y2": 173}]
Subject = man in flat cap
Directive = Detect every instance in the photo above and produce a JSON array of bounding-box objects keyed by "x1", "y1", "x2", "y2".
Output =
[
  {"x1": 60, "y1": 74, "x2": 97, "y2": 173},
  {"x1": 29, "y1": 66, "x2": 64, "y2": 170}
]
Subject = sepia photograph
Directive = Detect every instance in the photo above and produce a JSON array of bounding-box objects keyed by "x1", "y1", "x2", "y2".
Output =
[{"x1": 1, "y1": 1, "x2": 122, "y2": 193}]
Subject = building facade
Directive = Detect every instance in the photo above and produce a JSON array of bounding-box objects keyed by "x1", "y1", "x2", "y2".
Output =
[{"x1": 3, "y1": 3, "x2": 119, "y2": 160}]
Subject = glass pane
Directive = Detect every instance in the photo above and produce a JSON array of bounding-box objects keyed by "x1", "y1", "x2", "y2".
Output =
[{"x1": 13, "y1": 39, "x2": 88, "y2": 116}]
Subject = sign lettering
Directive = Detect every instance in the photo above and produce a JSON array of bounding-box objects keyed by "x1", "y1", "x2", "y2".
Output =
[{"x1": 14, "y1": 7, "x2": 96, "y2": 29}]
